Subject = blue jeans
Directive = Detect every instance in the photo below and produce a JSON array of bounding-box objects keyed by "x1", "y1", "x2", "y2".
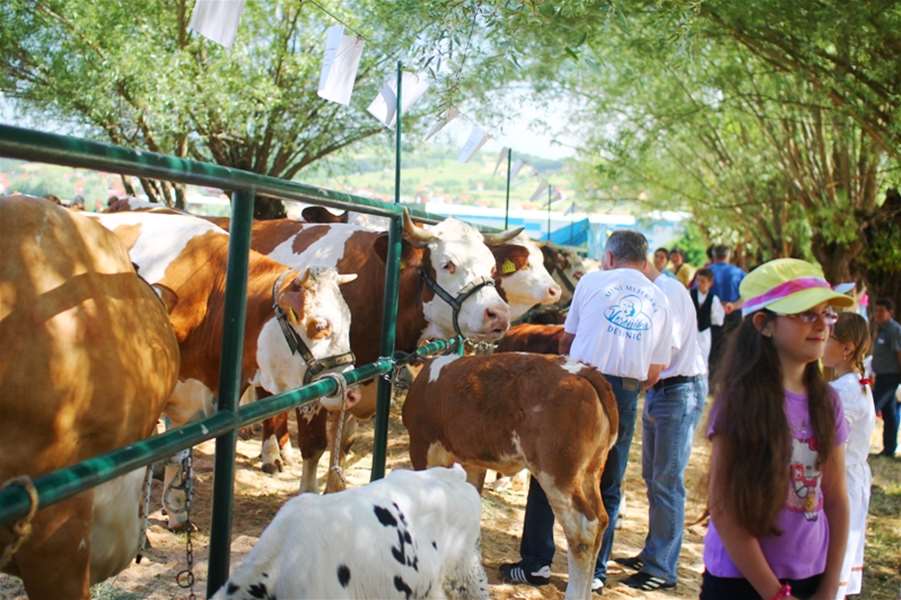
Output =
[
  {"x1": 519, "y1": 374, "x2": 640, "y2": 581},
  {"x1": 874, "y1": 373, "x2": 901, "y2": 456},
  {"x1": 638, "y1": 376, "x2": 706, "y2": 583}
]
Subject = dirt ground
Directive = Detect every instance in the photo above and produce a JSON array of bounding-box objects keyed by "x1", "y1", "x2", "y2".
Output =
[{"x1": 2, "y1": 391, "x2": 899, "y2": 599}]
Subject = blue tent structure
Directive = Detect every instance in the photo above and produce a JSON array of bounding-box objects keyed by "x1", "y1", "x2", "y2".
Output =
[{"x1": 549, "y1": 218, "x2": 590, "y2": 246}]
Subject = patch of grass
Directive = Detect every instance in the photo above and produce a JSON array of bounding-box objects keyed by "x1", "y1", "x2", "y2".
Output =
[{"x1": 863, "y1": 456, "x2": 901, "y2": 600}]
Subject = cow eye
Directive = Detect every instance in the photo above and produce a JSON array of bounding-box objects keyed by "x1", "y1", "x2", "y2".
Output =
[{"x1": 443, "y1": 261, "x2": 456, "y2": 274}]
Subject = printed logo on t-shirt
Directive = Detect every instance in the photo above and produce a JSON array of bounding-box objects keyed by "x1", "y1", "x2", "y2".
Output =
[
  {"x1": 788, "y1": 435, "x2": 821, "y2": 521},
  {"x1": 602, "y1": 285, "x2": 659, "y2": 341}
]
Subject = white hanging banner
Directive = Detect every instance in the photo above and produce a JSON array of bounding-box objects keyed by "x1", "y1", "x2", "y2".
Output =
[
  {"x1": 510, "y1": 159, "x2": 526, "y2": 180},
  {"x1": 367, "y1": 71, "x2": 430, "y2": 127},
  {"x1": 493, "y1": 147, "x2": 509, "y2": 175},
  {"x1": 188, "y1": 0, "x2": 245, "y2": 48},
  {"x1": 458, "y1": 124, "x2": 491, "y2": 163},
  {"x1": 317, "y1": 25, "x2": 365, "y2": 106},
  {"x1": 424, "y1": 106, "x2": 460, "y2": 140},
  {"x1": 530, "y1": 180, "x2": 550, "y2": 202}
]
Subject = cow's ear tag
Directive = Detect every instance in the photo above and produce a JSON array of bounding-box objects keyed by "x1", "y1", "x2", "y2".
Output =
[
  {"x1": 502, "y1": 259, "x2": 517, "y2": 274},
  {"x1": 400, "y1": 259, "x2": 407, "y2": 270}
]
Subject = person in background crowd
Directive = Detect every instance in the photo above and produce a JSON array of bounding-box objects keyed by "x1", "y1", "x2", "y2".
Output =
[
  {"x1": 501, "y1": 230, "x2": 673, "y2": 593},
  {"x1": 692, "y1": 268, "x2": 725, "y2": 382},
  {"x1": 823, "y1": 312, "x2": 875, "y2": 599},
  {"x1": 615, "y1": 257, "x2": 707, "y2": 592},
  {"x1": 872, "y1": 298, "x2": 901, "y2": 458},
  {"x1": 701, "y1": 258, "x2": 851, "y2": 600},
  {"x1": 670, "y1": 247, "x2": 695, "y2": 289},
  {"x1": 655, "y1": 247, "x2": 675, "y2": 278},
  {"x1": 707, "y1": 244, "x2": 746, "y2": 379}
]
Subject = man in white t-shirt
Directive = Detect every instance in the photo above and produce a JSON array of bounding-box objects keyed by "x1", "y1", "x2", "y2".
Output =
[
  {"x1": 615, "y1": 260, "x2": 707, "y2": 591},
  {"x1": 501, "y1": 230, "x2": 672, "y2": 593}
]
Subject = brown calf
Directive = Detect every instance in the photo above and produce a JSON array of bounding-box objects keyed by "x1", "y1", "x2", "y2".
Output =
[
  {"x1": 495, "y1": 323, "x2": 565, "y2": 354},
  {"x1": 403, "y1": 352, "x2": 618, "y2": 599}
]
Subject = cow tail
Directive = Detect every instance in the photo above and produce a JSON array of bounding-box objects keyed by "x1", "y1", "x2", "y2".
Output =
[{"x1": 578, "y1": 367, "x2": 619, "y2": 450}]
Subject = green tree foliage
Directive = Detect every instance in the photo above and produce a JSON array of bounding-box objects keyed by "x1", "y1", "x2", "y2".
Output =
[
  {"x1": 0, "y1": 0, "x2": 512, "y2": 214},
  {"x1": 501, "y1": 0, "x2": 898, "y2": 301}
]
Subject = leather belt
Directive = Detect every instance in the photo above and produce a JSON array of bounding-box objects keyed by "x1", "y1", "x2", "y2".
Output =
[{"x1": 652, "y1": 375, "x2": 694, "y2": 391}]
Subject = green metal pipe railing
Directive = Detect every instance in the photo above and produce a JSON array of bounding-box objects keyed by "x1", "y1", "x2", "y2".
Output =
[
  {"x1": 372, "y1": 60, "x2": 405, "y2": 481},
  {"x1": 0, "y1": 118, "x2": 469, "y2": 596},
  {"x1": 0, "y1": 124, "x2": 495, "y2": 229},
  {"x1": 206, "y1": 189, "x2": 255, "y2": 592},
  {"x1": 0, "y1": 336, "x2": 463, "y2": 528}
]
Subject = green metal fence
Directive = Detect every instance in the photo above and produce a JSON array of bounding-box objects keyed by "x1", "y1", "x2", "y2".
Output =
[{"x1": 0, "y1": 123, "x2": 467, "y2": 597}]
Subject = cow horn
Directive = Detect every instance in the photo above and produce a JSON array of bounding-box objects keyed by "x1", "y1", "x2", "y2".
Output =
[
  {"x1": 402, "y1": 209, "x2": 436, "y2": 246},
  {"x1": 482, "y1": 226, "x2": 524, "y2": 246}
]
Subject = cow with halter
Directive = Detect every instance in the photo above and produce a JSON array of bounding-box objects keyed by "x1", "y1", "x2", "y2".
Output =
[
  {"x1": 301, "y1": 206, "x2": 561, "y2": 322},
  {"x1": 247, "y1": 209, "x2": 519, "y2": 489},
  {"x1": 0, "y1": 196, "x2": 181, "y2": 599},
  {"x1": 92, "y1": 211, "x2": 361, "y2": 524}
]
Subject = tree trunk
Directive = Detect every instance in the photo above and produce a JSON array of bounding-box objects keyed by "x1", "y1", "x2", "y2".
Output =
[
  {"x1": 854, "y1": 188, "x2": 901, "y2": 311},
  {"x1": 811, "y1": 238, "x2": 857, "y2": 284}
]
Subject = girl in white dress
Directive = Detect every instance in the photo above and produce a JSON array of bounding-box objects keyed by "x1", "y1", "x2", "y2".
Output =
[{"x1": 824, "y1": 312, "x2": 876, "y2": 599}]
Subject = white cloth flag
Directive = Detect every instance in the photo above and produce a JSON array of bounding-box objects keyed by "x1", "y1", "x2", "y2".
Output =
[
  {"x1": 317, "y1": 25, "x2": 364, "y2": 106},
  {"x1": 188, "y1": 0, "x2": 245, "y2": 48},
  {"x1": 493, "y1": 147, "x2": 509, "y2": 175},
  {"x1": 530, "y1": 180, "x2": 549, "y2": 202},
  {"x1": 367, "y1": 72, "x2": 430, "y2": 127},
  {"x1": 424, "y1": 106, "x2": 460, "y2": 140},
  {"x1": 510, "y1": 159, "x2": 526, "y2": 180},
  {"x1": 458, "y1": 124, "x2": 491, "y2": 163}
]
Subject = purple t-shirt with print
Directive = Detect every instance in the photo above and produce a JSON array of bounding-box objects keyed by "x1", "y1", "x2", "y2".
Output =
[{"x1": 703, "y1": 389, "x2": 848, "y2": 579}]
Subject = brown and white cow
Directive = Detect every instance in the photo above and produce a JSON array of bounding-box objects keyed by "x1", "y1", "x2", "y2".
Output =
[
  {"x1": 539, "y1": 243, "x2": 599, "y2": 307},
  {"x1": 248, "y1": 210, "x2": 519, "y2": 487},
  {"x1": 403, "y1": 352, "x2": 618, "y2": 599},
  {"x1": 495, "y1": 323, "x2": 565, "y2": 354},
  {"x1": 92, "y1": 211, "x2": 360, "y2": 516},
  {"x1": 0, "y1": 196, "x2": 181, "y2": 599},
  {"x1": 301, "y1": 207, "x2": 561, "y2": 321},
  {"x1": 489, "y1": 233, "x2": 561, "y2": 319}
]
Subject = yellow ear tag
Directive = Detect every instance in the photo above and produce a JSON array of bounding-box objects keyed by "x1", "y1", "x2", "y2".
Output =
[
  {"x1": 400, "y1": 259, "x2": 407, "y2": 270},
  {"x1": 502, "y1": 259, "x2": 517, "y2": 274}
]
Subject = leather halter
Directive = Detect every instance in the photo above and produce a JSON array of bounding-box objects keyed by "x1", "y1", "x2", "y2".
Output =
[
  {"x1": 272, "y1": 272, "x2": 356, "y2": 385},
  {"x1": 419, "y1": 266, "x2": 496, "y2": 339}
]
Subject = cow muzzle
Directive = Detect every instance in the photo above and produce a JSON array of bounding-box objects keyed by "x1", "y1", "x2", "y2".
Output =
[{"x1": 477, "y1": 303, "x2": 511, "y2": 340}]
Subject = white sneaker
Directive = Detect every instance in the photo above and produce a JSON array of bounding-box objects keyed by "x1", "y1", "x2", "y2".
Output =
[{"x1": 591, "y1": 577, "x2": 605, "y2": 592}]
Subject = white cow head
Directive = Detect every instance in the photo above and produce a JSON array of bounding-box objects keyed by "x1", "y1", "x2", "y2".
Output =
[
  {"x1": 402, "y1": 211, "x2": 514, "y2": 342},
  {"x1": 486, "y1": 233, "x2": 561, "y2": 319},
  {"x1": 257, "y1": 267, "x2": 360, "y2": 411}
]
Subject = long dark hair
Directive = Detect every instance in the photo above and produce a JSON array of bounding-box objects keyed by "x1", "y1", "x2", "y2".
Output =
[{"x1": 709, "y1": 311, "x2": 835, "y2": 536}]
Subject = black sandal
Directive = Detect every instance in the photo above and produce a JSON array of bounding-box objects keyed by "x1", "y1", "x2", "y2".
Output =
[
  {"x1": 613, "y1": 556, "x2": 644, "y2": 571},
  {"x1": 622, "y1": 572, "x2": 676, "y2": 591}
]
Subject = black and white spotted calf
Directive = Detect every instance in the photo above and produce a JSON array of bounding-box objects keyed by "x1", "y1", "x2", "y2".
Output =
[{"x1": 212, "y1": 465, "x2": 488, "y2": 599}]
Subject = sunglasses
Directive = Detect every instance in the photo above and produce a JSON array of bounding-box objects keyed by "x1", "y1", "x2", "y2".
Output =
[{"x1": 781, "y1": 308, "x2": 839, "y2": 326}]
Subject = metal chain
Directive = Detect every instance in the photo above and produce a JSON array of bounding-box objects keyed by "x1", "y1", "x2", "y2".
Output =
[
  {"x1": 174, "y1": 449, "x2": 196, "y2": 600},
  {"x1": 0, "y1": 475, "x2": 38, "y2": 570}
]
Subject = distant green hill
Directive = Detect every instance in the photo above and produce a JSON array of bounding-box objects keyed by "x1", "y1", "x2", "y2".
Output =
[{"x1": 301, "y1": 140, "x2": 575, "y2": 210}]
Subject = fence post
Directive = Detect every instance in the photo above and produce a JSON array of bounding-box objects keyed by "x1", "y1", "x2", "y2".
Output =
[
  {"x1": 371, "y1": 61, "x2": 403, "y2": 481},
  {"x1": 206, "y1": 189, "x2": 254, "y2": 596},
  {"x1": 504, "y1": 148, "x2": 512, "y2": 229}
]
